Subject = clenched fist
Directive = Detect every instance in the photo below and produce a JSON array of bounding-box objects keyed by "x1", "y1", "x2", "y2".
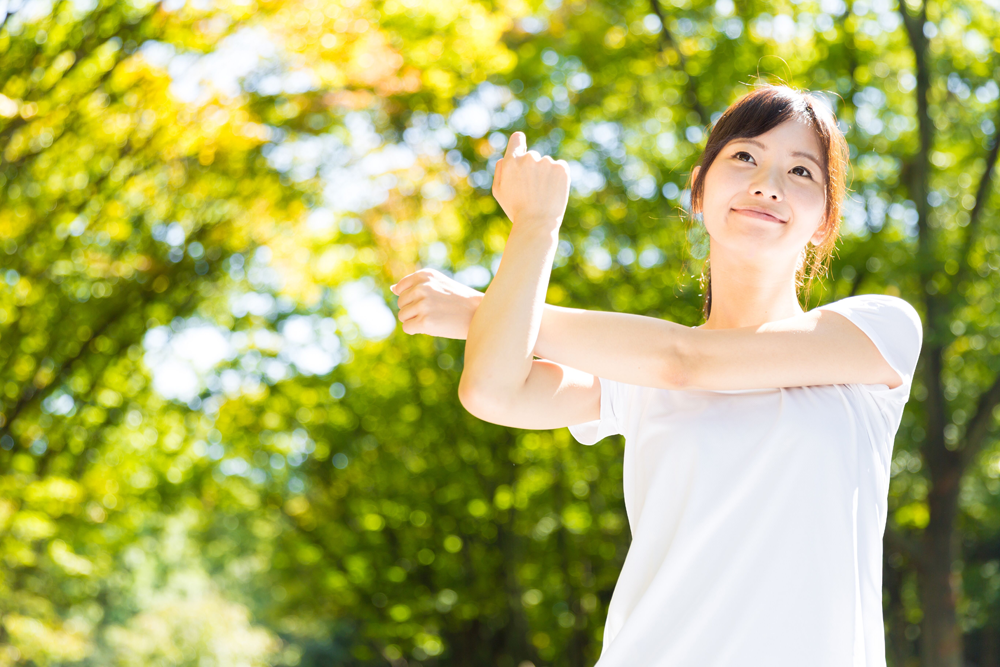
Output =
[
  {"x1": 390, "y1": 268, "x2": 484, "y2": 339},
  {"x1": 492, "y1": 131, "x2": 571, "y2": 233}
]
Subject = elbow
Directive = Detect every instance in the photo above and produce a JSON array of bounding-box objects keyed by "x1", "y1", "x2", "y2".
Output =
[
  {"x1": 458, "y1": 374, "x2": 512, "y2": 423},
  {"x1": 457, "y1": 375, "x2": 484, "y2": 416},
  {"x1": 459, "y1": 373, "x2": 524, "y2": 424}
]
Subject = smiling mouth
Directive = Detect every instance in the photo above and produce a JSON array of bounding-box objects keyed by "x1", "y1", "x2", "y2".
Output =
[{"x1": 732, "y1": 208, "x2": 785, "y2": 223}]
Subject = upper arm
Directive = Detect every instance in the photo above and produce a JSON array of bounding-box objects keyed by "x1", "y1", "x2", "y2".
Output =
[
  {"x1": 677, "y1": 309, "x2": 904, "y2": 391},
  {"x1": 459, "y1": 359, "x2": 601, "y2": 429}
]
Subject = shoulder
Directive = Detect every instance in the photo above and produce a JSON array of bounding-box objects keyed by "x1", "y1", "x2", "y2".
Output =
[
  {"x1": 816, "y1": 293, "x2": 919, "y2": 314},
  {"x1": 815, "y1": 294, "x2": 922, "y2": 333},
  {"x1": 815, "y1": 293, "x2": 923, "y2": 383}
]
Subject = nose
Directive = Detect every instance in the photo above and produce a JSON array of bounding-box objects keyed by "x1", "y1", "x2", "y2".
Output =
[{"x1": 749, "y1": 170, "x2": 783, "y2": 201}]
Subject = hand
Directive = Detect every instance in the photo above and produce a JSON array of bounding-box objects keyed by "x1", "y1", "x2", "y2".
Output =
[
  {"x1": 492, "y1": 131, "x2": 571, "y2": 234},
  {"x1": 390, "y1": 268, "x2": 484, "y2": 339}
]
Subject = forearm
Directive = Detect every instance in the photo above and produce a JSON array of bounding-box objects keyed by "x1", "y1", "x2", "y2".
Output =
[
  {"x1": 534, "y1": 304, "x2": 689, "y2": 389},
  {"x1": 461, "y1": 224, "x2": 560, "y2": 398}
]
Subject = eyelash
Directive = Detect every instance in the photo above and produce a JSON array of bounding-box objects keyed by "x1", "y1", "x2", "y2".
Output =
[{"x1": 732, "y1": 151, "x2": 813, "y2": 180}]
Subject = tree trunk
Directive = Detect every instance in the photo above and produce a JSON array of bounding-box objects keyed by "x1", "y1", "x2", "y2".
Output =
[
  {"x1": 885, "y1": 551, "x2": 910, "y2": 666},
  {"x1": 897, "y1": 0, "x2": 969, "y2": 662},
  {"x1": 918, "y1": 490, "x2": 963, "y2": 667},
  {"x1": 919, "y1": 343, "x2": 964, "y2": 666},
  {"x1": 984, "y1": 622, "x2": 999, "y2": 667}
]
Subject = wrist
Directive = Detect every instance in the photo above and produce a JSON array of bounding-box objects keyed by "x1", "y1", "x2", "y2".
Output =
[{"x1": 511, "y1": 215, "x2": 562, "y2": 238}]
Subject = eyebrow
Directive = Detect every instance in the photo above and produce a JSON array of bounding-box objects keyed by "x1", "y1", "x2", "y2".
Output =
[{"x1": 730, "y1": 138, "x2": 824, "y2": 174}]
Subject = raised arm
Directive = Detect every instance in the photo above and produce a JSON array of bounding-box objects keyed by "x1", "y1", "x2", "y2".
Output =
[{"x1": 457, "y1": 132, "x2": 604, "y2": 427}]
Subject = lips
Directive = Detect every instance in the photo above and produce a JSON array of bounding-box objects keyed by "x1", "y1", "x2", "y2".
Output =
[{"x1": 731, "y1": 208, "x2": 786, "y2": 223}]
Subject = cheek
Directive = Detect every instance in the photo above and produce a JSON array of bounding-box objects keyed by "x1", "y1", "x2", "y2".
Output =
[
  {"x1": 789, "y1": 196, "x2": 828, "y2": 245},
  {"x1": 703, "y1": 168, "x2": 740, "y2": 200},
  {"x1": 791, "y1": 185, "x2": 827, "y2": 225},
  {"x1": 700, "y1": 170, "x2": 739, "y2": 219},
  {"x1": 700, "y1": 171, "x2": 750, "y2": 238}
]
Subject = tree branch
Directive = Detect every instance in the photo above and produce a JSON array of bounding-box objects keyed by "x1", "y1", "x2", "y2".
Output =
[
  {"x1": 847, "y1": 265, "x2": 867, "y2": 297},
  {"x1": 648, "y1": 0, "x2": 708, "y2": 125},
  {"x1": 897, "y1": 0, "x2": 926, "y2": 49},
  {"x1": 0, "y1": 294, "x2": 139, "y2": 445},
  {"x1": 960, "y1": 371, "x2": 1000, "y2": 472},
  {"x1": 955, "y1": 100, "x2": 1000, "y2": 288},
  {"x1": 0, "y1": 218, "x2": 221, "y2": 443}
]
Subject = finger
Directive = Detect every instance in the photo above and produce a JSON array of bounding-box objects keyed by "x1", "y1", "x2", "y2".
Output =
[
  {"x1": 396, "y1": 289, "x2": 420, "y2": 310},
  {"x1": 504, "y1": 131, "x2": 526, "y2": 159},
  {"x1": 527, "y1": 149, "x2": 541, "y2": 161},
  {"x1": 400, "y1": 313, "x2": 423, "y2": 334},
  {"x1": 493, "y1": 158, "x2": 503, "y2": 191},
  {"x1": 398, "y1": 303, "x2": 421, "y2": 322},
  {"x1": 391, "y1": 272, "x2": 422, "y2": 296}
]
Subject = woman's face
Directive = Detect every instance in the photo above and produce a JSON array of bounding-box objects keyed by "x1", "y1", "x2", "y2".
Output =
[{"x1": 694, "y1": 118, "x2": 828, "y2": 266}]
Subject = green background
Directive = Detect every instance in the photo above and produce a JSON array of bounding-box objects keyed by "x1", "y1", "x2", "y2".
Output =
[{"x1": 0, "y1": 1, "x2": 997, "y2": 666}]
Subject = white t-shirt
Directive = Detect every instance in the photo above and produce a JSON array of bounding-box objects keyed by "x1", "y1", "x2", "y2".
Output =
[{"x1": 567, "y1": 294, "x2": 922, "y2": 667}]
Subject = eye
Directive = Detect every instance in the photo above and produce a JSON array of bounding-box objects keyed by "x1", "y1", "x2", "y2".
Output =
[{"x1": 731, "y1": 150, "x2": 816, "y2": 181}]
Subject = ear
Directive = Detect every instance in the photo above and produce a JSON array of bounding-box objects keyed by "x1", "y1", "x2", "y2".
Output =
[
  {"x1": 692, "y1": 165, "x2": 701, "y2": 183},
  {"x1": 809, "y1": 223, "x2": 827, "y2": 247}
]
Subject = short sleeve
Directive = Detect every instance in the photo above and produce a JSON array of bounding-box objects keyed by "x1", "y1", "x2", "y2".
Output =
[
  {"x1": 816, "y1": 294, "x2": 923, "y2": 403},
  {"x1": 567, "y1": 376, "x2": 625, "y2": 445}
]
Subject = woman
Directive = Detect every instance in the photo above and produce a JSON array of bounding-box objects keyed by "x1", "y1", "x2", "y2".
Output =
[{"x1": 390, "y1": 85, "x2": 922, "y2": 666}]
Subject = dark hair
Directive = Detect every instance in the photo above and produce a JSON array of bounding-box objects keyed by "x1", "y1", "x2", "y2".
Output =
[{"x1": 689, "y1": 84, "x2": 849, "y2": 320}]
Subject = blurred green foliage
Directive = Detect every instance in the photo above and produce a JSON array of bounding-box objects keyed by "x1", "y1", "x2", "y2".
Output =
[{"x1": 0, "y1": 0, "x2": 998, "y2": 666}]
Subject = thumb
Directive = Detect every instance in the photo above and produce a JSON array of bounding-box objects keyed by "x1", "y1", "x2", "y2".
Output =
[
  {"x1": 504, "y1": 131, "x2": 526, "y2": 159},
  {"x1": 493, "y1": 158, "x2": 503, "y2": 191}
]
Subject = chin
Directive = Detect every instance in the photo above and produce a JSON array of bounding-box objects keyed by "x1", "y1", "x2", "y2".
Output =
[{"x1": 712, "y1": 232, "x2": 792, "y2": 261}]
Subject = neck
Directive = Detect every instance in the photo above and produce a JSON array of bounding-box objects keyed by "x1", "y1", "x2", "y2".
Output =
[{"x1": 701, "y1": 243, "x2": 804, "y2": 330}]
